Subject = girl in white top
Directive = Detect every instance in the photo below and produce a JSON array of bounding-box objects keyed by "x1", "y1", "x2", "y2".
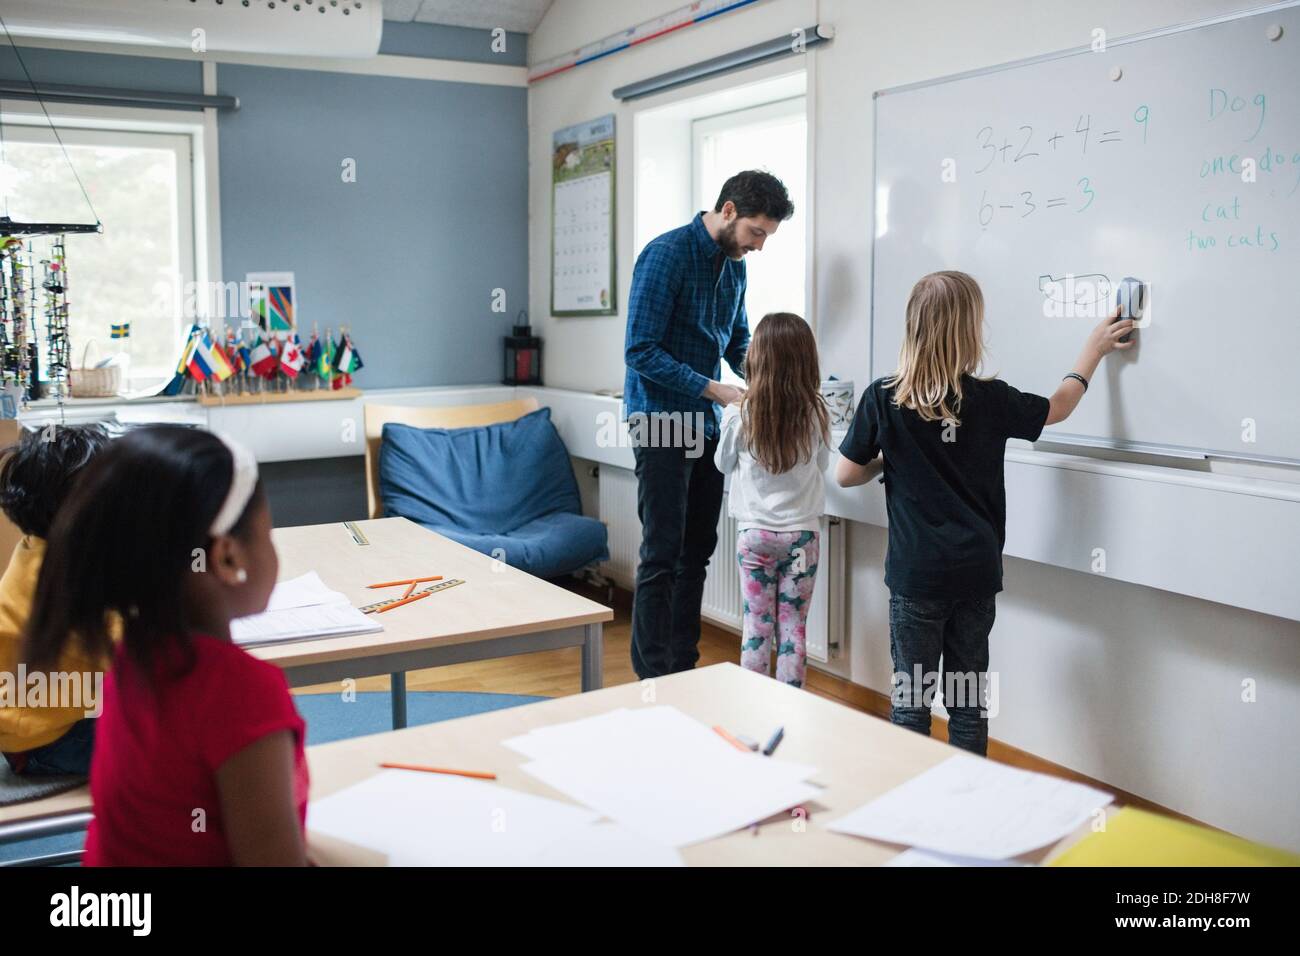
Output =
[{"x1": 714, "y1": 312, "x2": 830, "y2": 687}]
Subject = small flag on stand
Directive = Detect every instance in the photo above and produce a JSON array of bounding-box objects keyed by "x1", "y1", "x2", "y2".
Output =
[
  {"x1": 208, "y1": 334, "x2": 235, "y2": 382},
  {"x1": 189, "y1": 330, "x2": 233, "y2": 382},
  {"x1": 304, "y1": 331, "x2": 320, "y2": 372},
  {"x1": 319, "y1": 332, "x2": 335, "y2": 381},
  {"x1": 110, "y1": 322, "x2": 130, "y2": 339},
  {"x1": 280, "y1": 334, "x2": 305, "y2": 378},
  {"x1": 249, "y1": 336, "x2": 277, "y2": 378},
  {"x1": 160, "y1": 325, "x2": 201, "y2": 396},
  {"x1": 332, "y1": 333, "x2": 363, "y2": 390},
  {"x1": 226, "y1": 330, "x2": 246, "y2": 375}
]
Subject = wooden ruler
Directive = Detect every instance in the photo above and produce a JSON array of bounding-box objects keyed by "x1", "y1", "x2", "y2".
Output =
[{"x1": 359, "y1": 578, "x2": 465, "y2": 614}]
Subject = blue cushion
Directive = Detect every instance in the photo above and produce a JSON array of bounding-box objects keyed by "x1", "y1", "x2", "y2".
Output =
[
  {"x1": 434, "y1": 513, "x2": 611, "y2": 582},
  {"x1": 379, "y1": 407, "x2": 608, "y2": 578}
]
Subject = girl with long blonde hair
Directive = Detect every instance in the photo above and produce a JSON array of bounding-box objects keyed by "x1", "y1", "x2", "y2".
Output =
[
  {"x1": 836, "y1": 270, "x2": 1134, "y2": 754},
  {"x1": 714, "y1": 312, "x2": 830, "y2": 687}
]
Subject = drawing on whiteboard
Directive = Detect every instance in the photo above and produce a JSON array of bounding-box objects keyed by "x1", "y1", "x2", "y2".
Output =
[
  {"x1": 1038, "y1": 273, "x2": 1112, "y2": 318},
  {"x1": 1039, "y1": 273, "x2": 1155, "y2": 327}
]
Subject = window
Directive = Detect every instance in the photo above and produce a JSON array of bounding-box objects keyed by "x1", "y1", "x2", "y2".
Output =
[
  {"x1": 692, "y1": 96, "x2": 807, "y2": 380},
  {"x1": 1, "y1": 122, "x2": 196, "y2": 391}
]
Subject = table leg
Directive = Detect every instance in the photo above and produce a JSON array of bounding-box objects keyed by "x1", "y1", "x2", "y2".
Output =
[
  {"x1": 580, "y1": 622, "x2": 604, "y2": 692},
  {"x1": 390, "y1": 672, "x2": 407, "y2": 729},
  {"x1": 0, "y1": 811, "x2": 92, "y2": 868}
]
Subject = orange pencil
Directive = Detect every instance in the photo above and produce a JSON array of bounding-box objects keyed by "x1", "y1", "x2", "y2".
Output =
[
  {"x1": 380, "y1": 762, "x2": 497, "y2": 780},
  {"x1": 376, "y1": 590, "x2": 432, "y2": 613},
  {"x1": 367, "y1": 575, "x2": 442, "y2": 589},
  {"x1": 712, "y1": 725, "x2": 750, "y2": 752}
]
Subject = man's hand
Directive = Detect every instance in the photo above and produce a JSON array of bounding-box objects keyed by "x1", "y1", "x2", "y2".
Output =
[{"x1": 703, "y1": 381, "x2": 745, "y2": 405}]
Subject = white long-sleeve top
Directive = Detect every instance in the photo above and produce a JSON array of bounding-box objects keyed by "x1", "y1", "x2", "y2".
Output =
[{"x1": 713, "y1": 403, "x2": 828, "y2": 534}]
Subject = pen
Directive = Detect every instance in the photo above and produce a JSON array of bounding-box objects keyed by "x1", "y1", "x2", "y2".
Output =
[{"x1": 762, "y1": 726, "x2": 784, "y2": 756}]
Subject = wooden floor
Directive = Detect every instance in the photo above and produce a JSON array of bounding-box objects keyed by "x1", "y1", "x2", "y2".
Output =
[{"x1": 295, "y1": 586, "x2": 744, "y2": 698}]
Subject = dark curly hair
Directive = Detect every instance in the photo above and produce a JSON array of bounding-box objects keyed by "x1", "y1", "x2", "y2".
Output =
[
  {"x1": 713, "y1": 170, "x2": 795, "y2": 222},
  {"x1": 0, "y1": 423, "x2": 110, "y2": 538},
  {"x1": 23, "y1": 424, "x2": 266, "y2": 676}
]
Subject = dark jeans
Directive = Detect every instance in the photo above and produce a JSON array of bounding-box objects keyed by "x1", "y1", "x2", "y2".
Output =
[
  {"x1": 3, "y1": 717, "x2": 97, "y2": 776},
  {"x1": 631, "y1": 436, "x2": 723, "y2": 679},
  {"x1": 888, "y1": 592, "x2": 996, "y2": 756}
]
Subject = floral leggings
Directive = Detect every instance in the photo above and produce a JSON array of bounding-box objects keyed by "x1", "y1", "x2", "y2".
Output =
[{"x1": 736, "y1": 529, "x2": 819, "y2": 687}]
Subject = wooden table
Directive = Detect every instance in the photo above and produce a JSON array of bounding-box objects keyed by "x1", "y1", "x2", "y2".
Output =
[
  {"x1": 0, "y1": 517, "x2": 612, "y2": 863},
  {"x1": 259, "y1": 517, "x2": 612, "y2": 729},
  {"x1": 306, "y1": 663, "x2": 1102, "y2": 866}
]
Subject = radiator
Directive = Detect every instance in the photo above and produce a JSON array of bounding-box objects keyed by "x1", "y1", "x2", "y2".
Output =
[
  {"x1": 703, "y1": 509, "x2": 745, "y2": 628},
  {"x1": 598, "y1": 467, "x2": 842, "y2": 657},
  {"x1": 597, "y1": 465, "x2": 643, "y2": 588}
]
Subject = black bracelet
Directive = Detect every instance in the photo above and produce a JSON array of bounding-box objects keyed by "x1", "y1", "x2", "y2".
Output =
[{"x1": 1063, "y1": 372, "x2": 1089, "y2": 391}]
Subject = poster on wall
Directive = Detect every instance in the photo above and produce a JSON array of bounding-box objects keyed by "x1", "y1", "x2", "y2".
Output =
[
  {"x1": 551, "y1": 114, "x2": 616, "y2": 316},
  {"x1": 246, "y1": 271, "x2": 296, "y2": 333}
]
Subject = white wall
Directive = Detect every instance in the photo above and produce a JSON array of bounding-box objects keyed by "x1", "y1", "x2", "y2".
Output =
[
  {"x1": 528, "y1": 0, "x2": 1300, "y2": 850},
  {"x1": 527, "y1": 0, "x2": 819, "y2": 391}
]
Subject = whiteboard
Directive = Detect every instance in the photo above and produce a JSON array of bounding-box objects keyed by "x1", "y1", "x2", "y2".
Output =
[{"x1": 871, "y1": 3, "x2": 1300, "y2": 464}]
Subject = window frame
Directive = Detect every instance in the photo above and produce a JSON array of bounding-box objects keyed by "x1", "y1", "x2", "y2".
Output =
[
  {"x1": 690, "y1": 95, "x2": 807, "y2": 216},
  {"x1": 0, "y1": 99, "x2": 218, "y2": 392},
  {"x1": 690, "y1": 95, "x2": 809, "y2": 384}
]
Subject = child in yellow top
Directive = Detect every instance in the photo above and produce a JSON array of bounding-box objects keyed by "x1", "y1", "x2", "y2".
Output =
[{"x1": 0, "y1": 424, "x2": 110, "y2": 773}]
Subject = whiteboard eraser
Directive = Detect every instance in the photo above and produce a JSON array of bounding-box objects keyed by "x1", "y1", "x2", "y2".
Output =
[{"x1": 1115, "y1": 276, "x2": 1145, "y2": 342}]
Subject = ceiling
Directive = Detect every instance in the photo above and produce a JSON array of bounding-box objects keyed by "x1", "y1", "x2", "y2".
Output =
[{"x1": 382, "y1": 0, "x2": 555, "y2": 33}]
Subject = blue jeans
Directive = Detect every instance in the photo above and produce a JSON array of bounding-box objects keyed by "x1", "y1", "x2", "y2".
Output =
[
  {"x1": 5, "y1": 718, "x2": 97, "y2": 776},
  {"x1": 888, "y1": 592, "x2": 996, "y2": 756}
]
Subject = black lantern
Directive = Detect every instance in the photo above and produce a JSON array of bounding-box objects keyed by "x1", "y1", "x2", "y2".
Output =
[{"x1": 503, "y1": 312, "x2": 542, "y2": 386}]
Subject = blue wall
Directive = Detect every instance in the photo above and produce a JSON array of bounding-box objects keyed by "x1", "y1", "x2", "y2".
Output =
[
  {"x1": 379, "y1": 21, "x2": 528, "y2": 65},
  {"x1": 0, "y1": 45, "x2": 202, "y2": 93},
  {"x1": 5, "y1": 22, "x2": 528, "y2": 390},
  {"x1": 216, "y1": 64, "x2": 527, "y2": 387}
]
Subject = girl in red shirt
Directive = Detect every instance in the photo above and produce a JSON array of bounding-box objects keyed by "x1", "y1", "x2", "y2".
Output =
[{"x1": 24, "y1": 425, "x2": 308, "y2": 866}]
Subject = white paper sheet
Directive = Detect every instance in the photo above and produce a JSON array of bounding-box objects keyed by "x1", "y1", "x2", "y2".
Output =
[
  {"x1": 263, "y1": 571, "x2": 351, "y2": 611},
  {"x1": 827, "y1": 754, "x2": 1113, "y2": 860},
  {"x1": 231, "y1": 601, "x2": 380, "y2": 646},
  {"x1": 308, "y1": 770, "x2": 602, "y2": 866},
  {"x1": 504, "y1": 706, "x2": 816, "y2": 778},
  {"x1": 885, "y1": 848, "x2": 1030, "y2": 867},
  {"x1": 506, "y1": 706, "x2": 821, "y2": 847},
  {"x1": 501, "y1": 707, "x2": 633, "y2": 760}
]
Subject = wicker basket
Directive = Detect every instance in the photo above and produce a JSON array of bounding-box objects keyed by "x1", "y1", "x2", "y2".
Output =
[{"x1": 69, "y1": 340, "x2": 122, "y2": 399}]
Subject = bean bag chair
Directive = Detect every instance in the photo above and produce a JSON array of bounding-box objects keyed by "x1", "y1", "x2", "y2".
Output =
[{"x1": 379, "y1": 407, "x2": 608, "y2": 580}]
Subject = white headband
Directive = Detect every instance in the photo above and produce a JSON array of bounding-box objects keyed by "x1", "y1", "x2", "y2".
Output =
[{"x1": 209, "y1": 434, "x2": 259, "y2": 537}]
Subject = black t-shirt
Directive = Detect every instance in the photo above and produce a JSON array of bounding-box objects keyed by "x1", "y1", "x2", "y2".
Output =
[{"x1": 839, "y1": 375, "x2": 1050, "y2": 599}]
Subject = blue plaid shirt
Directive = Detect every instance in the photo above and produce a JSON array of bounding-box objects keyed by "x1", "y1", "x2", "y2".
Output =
[{"x1": 623, "y1": 212, "x2": 749, "y2": 439}]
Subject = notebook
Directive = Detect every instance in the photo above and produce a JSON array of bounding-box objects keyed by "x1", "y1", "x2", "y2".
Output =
[{"x1": 231, "y1": 572, "x2": 382, "y2": 647}]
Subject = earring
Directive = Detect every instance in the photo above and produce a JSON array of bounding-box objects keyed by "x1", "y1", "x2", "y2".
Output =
[{"x1": 235, "y1": 568, "x2": 248, "y2": 583}]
